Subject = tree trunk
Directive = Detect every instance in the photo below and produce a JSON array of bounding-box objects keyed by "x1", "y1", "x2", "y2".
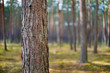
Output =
[
  {"x1": 57, "y1": 3, "x2": 61, "y2": 47},
  {"x1": 0, "y1": 0, "x2": 3, "y2": 40},
  {"x1": 76, "y1": 0, "x2": 80, "y2": 45},
  {"x1": 108, "y1": 0, "x2": 110, "y2": 47},
  {"x1": 2, "y1": 0, "x2": 7, "y2": 51},
  {"x1": 50, "y1": 0, "x2": 54, "y2": 41},
  {"x1": 66, "y1": 0, "x2": 73, "y2": 50},
  {"x1": 103, "y1": 0, "x2": 107, "y2": 44},
  {"x1": 22, "y1": 0, "x2": 49, "y2": 73},
  {"x1": 71, "y1": 0, "x2": 76, "y2": 51},
  {"x1": 79, "y1": 0, "x2": 88, "y2": 63},
  {"x1": 94, "y1": 0, "x2": 98, "y2": 53},
  {"x1": 88, "y1": 0, "x2": 92, "y2": 48}
]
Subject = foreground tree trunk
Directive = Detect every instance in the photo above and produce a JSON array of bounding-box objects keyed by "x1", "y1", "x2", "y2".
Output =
[
  {"x1": 66, "y1": 0, "x2": 73, "y2": 50},
  {"x1": 71, "y1": 0, "x2": 76, "y2": 51},
  {"x1": 108, "y1": 0, "x2": 110, "y2": 47},
  {"x1": 79, "y1": 0, "x2": 88, "y2": 63},
  {"x1": 22, "y1": 0, "x2": 49, "y2": 73},
  {"x1": 2, "y1": 0, "x2": 7, "y2": 51},
  {"x1": 94, "y1": 0, "x2": 98, "y2": 53}
]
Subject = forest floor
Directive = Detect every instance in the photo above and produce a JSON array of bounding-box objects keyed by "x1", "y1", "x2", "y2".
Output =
[{"x1": 0, "y1": 43, "x2": 110, "y2": 73}]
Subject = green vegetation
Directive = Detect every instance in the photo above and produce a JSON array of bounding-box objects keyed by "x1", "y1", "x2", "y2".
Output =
[{"x1": 0, "y1": 44, "x2": 110, "y2": 73}]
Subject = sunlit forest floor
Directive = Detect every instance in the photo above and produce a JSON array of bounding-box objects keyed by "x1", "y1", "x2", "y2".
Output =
[{"x1": 0, "y1": 43, "x2": 110, "y2": 73}]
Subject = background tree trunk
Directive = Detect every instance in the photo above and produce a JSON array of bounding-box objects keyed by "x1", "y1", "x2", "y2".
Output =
[
  {"x1": 2, "y1": 0, "x2": 7, "y2": 51},
  {"x1": 102, "y1": 0, "x2": 107, "y2": 43},
  {"x1": 79, "y1": 0, "x2": 88, "y2": 63},
  {"x1": 94, "y1": 0, "x2": 98, "y2": 53},
  {"x1": 108, "y1": 0, "x2": 110, "y2": 47},
  {"x1": 88, "y1": 0, "x2": 92, "y2": 48},
  {"x1": 57, "y1": 3, "x2": 61, "y2": 47},
  {"x1": 66, "y1": 0, "x2": 73, "y2": 50},
  {"x1": 50, "y1": 0, "x2": 54, "y2": 41},
  {"x1": 0, "y1": 0, "x2": 3, "y2": 40},
  {"x1": 22, "y1": 0, "x2": 49, "y2": 73},
  {"x1": 71, "y1": 0, "x2": 76, "y2": 51},
  {"x1": 76, "y1": 0, "x2": 80, "y2": 45}
]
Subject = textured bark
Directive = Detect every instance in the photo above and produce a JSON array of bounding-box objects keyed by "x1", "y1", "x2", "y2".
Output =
[
  {"x1": 79, "y1": 0, "x2": 88, "y2": 63},
  {"x1": 71, "y1": 0, "x2": 76, "y2": 51},
  {"x1": 108, "y1": 0, "x2": 110, "y2": 47},
  {"x1": 22, "y1": 0, "x2": 49, "y2": 73},
  {"x1": 103, "y1": 0, "x2": 107, "y2": 44},
  {"x1": 2, "y1": 0, "x2": 7, "y2": 51},
  {"x1": 66, "y1": 0, "x2": 73, "y2": 50},
  {"x1": 88, "y1": 0, "x2": 92, "y2": 48},
  {"x1": 94, "y1": 0, "x2": 98, "y2": 53}
]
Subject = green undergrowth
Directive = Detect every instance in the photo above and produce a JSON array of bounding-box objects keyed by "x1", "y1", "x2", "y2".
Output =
[{"x1": 0, "y1": 44, "x2": 110, "y2": 73}]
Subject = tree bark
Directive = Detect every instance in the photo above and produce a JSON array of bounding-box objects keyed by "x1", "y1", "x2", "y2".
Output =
[
  {"x1": 71, "y1": 0, "x2": 76, "y2": 51},
  {"x1": 2, "y1": 0, "x2": 7, "y2": 51},
  {"x1": 94, "y1": 0, "x2": 98, "y2": 53},
  {"x1": 108, "y1": 0, "x2": 110, "y2": 47},
  {"x1": 88, "y1": 0, "x2": 92, "y2": 48},
  {"x1": 66, "y1": 0, "x2": 73, "y2": 50},
  {"x1": 57, "y1": 3, "x2": 61, "y2": 47},
  {"x1": 0, "y1": 0, "x2": 3, "y2": 40},
  {"x1": 50, "y1": 0, "x2": 54, "y2": 41},
  {"x1": 76, "y1": 0, "x2": 80, "y2": 45},
  {"x1": 79, "y1": 0, "x2": 88, "y2": 63},
  {"x1": 102, "y1": 0, "x2": 107, "y2": 44},
  {"x1": 22, "y1": 0, "x2": 49, "y2": 73}
]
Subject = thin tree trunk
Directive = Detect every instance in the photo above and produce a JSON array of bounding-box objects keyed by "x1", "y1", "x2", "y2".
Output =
[
  {"x1": 66, "y1": 0, "x2": 73, "y2": 50},
  {"x1": 0, "y1": 0, "x2": 3, "y2": 40},
  {"x1": 22, "y1": 0, "x2": 49, "y2": 73},
  {"x1": 108, "y1": 0, "x2": 110, "y2": 47},
  {"x1": 71, "y1": 0, "x2": 76, "y2": 51},
  {"x1": 79, "y1": 0, "x2": 88, "y2": 63},
  {"x1": 103, "y1": 0, "x2": 107, "y2": 44},
  {"x1": 94, "y1": 0, "x2": 98, "y2": 53},
  {"x1": 60, "y1": 10, "x2": 64, "y2": 44},
  {"x1": 88, "y1": 0, "x2": 92, "y2": 48},
  {"x1": 76, "y1": 0, "x2": 80, "y2": 45},
  {"x1": 50, "y1": 0, "x2": 54, "y2": 41},
  {"x1": 2, "y1": 0, "x2": 7, "y2": 51},
  {"x1": 57, "y1": 3, "x2": 61, "y2": 47}
]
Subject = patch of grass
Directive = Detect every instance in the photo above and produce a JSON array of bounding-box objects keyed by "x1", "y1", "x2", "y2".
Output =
[{"x1": 0, "y1": 44, "x2": 110, "y2": 73}]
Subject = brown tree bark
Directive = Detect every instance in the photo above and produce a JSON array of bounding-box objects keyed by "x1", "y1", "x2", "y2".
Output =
[
  {"x1": 94, "y1": 0, "x2": 98, "y2": 53},
  {"x1": 0, "y1": 0, "x2": 3, "y2": 39},
  {"x1": 66, "y1": 0, "x2": 73, "y2": 50},
  {"x1": 88, "y1": 0, "x2": 92, "y2": 48},
  {"x1": 71, "y1": 0, "x2": 76, "y2": 51},
  {"x1": 103, "y1": 0, "x2": 107, "y2": 44},
  {"x1": 57, "y1": 3, "x2": 61, "y2": 47},
  {"x1": 76, "y1": 0, "x2": 80, "y2": 45},
  {"x1": 50, "y1": 0, "x2": 54, "y2": 40},
  {"x1": 79, "y1": 0, "x2": 88, "y2": 63},
  {"x1": 22, "y1": 0, "x2": 49, "y2": 73},
  {"x1": 108, "y1": 0, "x2": 110, "y2": 47},
  {"x1": 2, "y1": 0, "x2": 7, "y2": 51}
]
